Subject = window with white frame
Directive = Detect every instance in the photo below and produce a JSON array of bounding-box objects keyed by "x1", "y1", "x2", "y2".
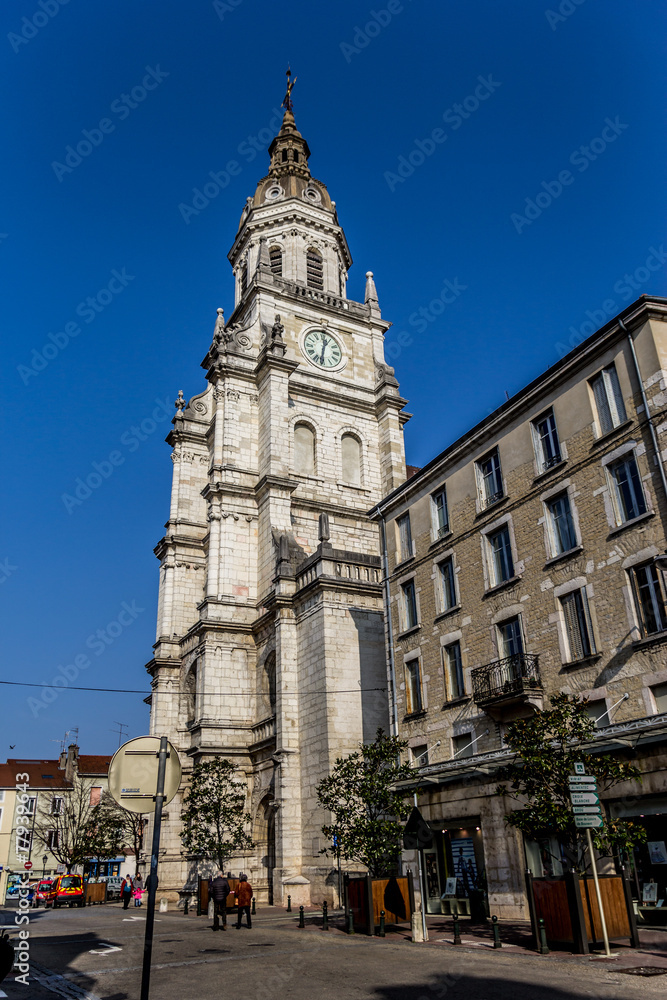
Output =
[
  {"x1": 560, "y1": 588, "x2": 596, "y2": 661},
  {"x1": 432, "y1": 487, "x2": 449, "y2": 537},
  {"x1": 630, "y1": 563, "x2": 667, "y2": 636},
  {"x1": 546, "y1": 492, "x2": 578, "y2": 556},
  {"x1": 23, "y1": 796, "x2": 36, "y2": 816},
  {"x1": 51, "y1": 796, "x2": 63, "y2": 816},
  {"x1": 497, "y1": 616, "x2": 524, "y2": 659},
  {"x1": 439, "y1": 557, "x2": 457, "y2": 612},
  {"x1": 487, "y1": 524, "x2": 514, "y2": 585},
  {"x1": 46, "y1": 829, "x2": 60, "y2": 850},
  {"x1": 477, "y1": 448, "x2": 504, "y2": 508},
  {"x1": 651, "y1": 682, "x2": 667, "y2": 713},
  {"x1": 532, "y1": 409, "x2": 562, "y2": 471},
  {"x1": 590, "y1": 364, "x2": 627, "y2": 435},
  {"x1": 609, "y1": 454, "x2": 647, "y2": 524},
  {"x1": 405, "y1": 659, "x2": 423, "y2": 714},
  {"x1": 401, "y1": 579, "x2": 418, "y2": 631},
  {"x1": 397, "y1": 513, "x2": 413, "y2": 563},
  {"x1": 584, "y1": 698, "x2": 609, "y2": 728},
  {"x1": 443, "y1": 641, "x2": 465, "y2": 701}
]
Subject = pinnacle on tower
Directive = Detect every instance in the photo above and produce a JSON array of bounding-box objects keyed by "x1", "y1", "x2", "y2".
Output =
[{"x1": 268, "y1": 67, "x2": 311, "y2": 181}]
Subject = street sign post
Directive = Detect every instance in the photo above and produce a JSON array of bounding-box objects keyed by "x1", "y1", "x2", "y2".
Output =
[
  {"x1": 575, "y1": 815, "x2": 603, "y2": 829},
  {"x1": 568, "y1": 770, "x2": 612, "y2": 956},
  {"x1": 570, "y1": 792, "x2": 600, "y2": 806},
  {"x1": 108, "y1": 737, "x2": 181, "y2": 1000}
]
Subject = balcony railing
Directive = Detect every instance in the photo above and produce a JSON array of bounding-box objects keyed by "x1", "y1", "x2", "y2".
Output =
[{"x1": 471, "y1": 653, "x2": 541, "y2": 704}]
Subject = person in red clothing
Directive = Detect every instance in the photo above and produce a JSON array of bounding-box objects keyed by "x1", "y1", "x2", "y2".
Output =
[
  {"x1": 120, "y1": 874, "x2": 134, "y2": 910},
  {"x1": 235, "y1": 874, "x2": 252, "y2": 929}
]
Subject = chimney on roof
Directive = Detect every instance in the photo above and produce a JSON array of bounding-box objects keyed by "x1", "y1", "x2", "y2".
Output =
[{"x1": 65, "y1": 744, "x2": 79, "y2": 783}]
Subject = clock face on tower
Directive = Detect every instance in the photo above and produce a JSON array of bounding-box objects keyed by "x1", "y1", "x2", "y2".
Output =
[{"x1": 302, "y1": 328, "x2": 343, "y2": 369}]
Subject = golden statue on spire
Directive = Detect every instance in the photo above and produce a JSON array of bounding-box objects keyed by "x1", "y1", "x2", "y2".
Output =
[{"x1": 282, "y1": 66, "x2": 297, "y2": 113}]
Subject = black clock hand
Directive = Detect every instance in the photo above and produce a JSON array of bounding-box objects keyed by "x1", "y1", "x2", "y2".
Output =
[{"x1": 320, "y1": 338, "x2": 326, "y2": 364}]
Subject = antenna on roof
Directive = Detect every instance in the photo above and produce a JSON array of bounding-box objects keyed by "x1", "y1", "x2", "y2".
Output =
[{"x1": 111, "y1": 722, "x2": 128, "y2": 748}]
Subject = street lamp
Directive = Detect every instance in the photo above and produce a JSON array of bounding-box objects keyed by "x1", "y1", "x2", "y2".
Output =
[{"x1": 42, "y1": 855, "x2": 48, "y2": 878}]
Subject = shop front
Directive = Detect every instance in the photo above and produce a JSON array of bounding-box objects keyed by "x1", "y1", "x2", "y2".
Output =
[{"x1": 420, "y1": 818, "x2": 487, "y2": 916}]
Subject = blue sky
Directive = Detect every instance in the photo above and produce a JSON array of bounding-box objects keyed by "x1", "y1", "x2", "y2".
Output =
[{"x1": 2, "y1": 0, "x2": 666, "y2": 759}]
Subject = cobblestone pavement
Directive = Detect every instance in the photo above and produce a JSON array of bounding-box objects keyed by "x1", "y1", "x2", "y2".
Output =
[{"x1": 1, "y1": 903, "x2": 667, "y2": 1000}]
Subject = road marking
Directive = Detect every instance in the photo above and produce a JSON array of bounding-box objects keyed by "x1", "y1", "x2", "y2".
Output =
[
  {"x1": 88, "y1": 943, "x2": 122, "y2": 955},
  {"x1": 31, "y1": 961, "x2": 103, "y2": 1000}
]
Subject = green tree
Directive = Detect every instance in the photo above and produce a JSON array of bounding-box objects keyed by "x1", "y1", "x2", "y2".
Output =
[
  {"x1": 316, "y1": 729, "x2": 415, "y2": 877},
  {"x1": 495, "y1": 694, "x2": 646, "y2": 870},
  {"x1": 180, "y1": 758, "x2": 254, "y2": 871}
]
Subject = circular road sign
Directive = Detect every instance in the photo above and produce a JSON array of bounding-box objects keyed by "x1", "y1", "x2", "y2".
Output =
[{"x1": 108, "y1": 736, "x2": 181, "y2": 815}]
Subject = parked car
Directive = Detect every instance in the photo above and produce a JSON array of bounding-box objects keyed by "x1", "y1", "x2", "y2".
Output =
[
  {"x1": 51, "y1": 874, "x2": 85, "y2": 908},
  {"x1": 33, "y1": 879, "x2": 55, "y2": 907},
  {"x1": 104, "y1": 876, "x2": 123, "y2": 900}
]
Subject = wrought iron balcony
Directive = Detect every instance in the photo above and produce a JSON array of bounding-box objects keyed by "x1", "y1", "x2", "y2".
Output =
[{"x1": 471, "y1": 653, "x2": 542, "y2": 706}]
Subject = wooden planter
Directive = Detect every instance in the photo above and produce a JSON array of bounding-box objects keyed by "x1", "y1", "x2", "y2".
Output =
[
  {"x1": 84, "y1": 881, "x2": 107, "y2": 905},
  {"x1": 525, "y1": 869, "x2": 639, "y2": 954},
  {"x1": 197, "y1": 877, "x2": 240, "y2": 915},
  {"x1": 344, "y1": 873, "x2": 414, "y2": 936}
]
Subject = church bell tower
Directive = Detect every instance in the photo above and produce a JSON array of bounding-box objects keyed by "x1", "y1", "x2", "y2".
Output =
[{"x1": 147, "y1": 75, "x2": 409, "y2": 905}]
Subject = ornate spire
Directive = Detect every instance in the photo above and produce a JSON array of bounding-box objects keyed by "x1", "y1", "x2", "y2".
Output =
[
  {"x1": 365, "y1": 271, "x2": 381, "y2": 317},
  {"x1": 268, "y1": 67, "x2": 311, "y2": 181}
]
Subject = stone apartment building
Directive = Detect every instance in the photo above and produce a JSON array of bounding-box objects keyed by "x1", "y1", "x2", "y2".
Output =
[
  {"x1": 146, "y1": 100, "x2": 407, "y2": 905},
  {"x1": 369, "y1": 295, "x2": 667, "y2": 919},
  {"x1": 0, "y1": 745, "x2": 115, "y2": 894}
]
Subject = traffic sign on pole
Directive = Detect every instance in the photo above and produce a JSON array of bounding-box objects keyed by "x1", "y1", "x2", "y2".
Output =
[
  {"x1": 570, "y1": 792, "x2": 600, "y2": 806},
  {"x1": 573, "y1": 805, "x2": 601, "y2": 816},
  {"x1": 575, "y1": 815, "x2": 603, "y2": 828},
  {"x1": 568, "y1": 775, "x2": 598, "y2": 785}
]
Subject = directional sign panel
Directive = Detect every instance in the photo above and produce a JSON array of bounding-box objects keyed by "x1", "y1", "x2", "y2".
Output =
[
  {"x1": 575, "y1": 815, "x2": 603, "y2": 829},
  {"x1": 573, "y1": 805, "x2": 601, "y2": 816},
  {"x1": 570, "y1": 792, "x2": 600, "y2": 806},
  {"x1": 569, "y1": 775, "x2": 598, "y2": 785},
  {"x1": 569, "y1": 784, "x2": 597, "y2": 794}
]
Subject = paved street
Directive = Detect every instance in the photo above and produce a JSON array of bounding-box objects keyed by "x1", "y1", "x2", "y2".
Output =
[{"x1": 1, "y1": 903, "x2": 666, "y2": 1000}]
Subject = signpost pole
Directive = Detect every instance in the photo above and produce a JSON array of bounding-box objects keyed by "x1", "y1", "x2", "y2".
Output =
[
  {"x1": 413, "y1": 792, "x2": 428, "y2": 942},
  {"x1": 585, "y1": 826, "x2": 611, "y2": 957},
  {"x1": 140, "y1": 736, "x2": 168, "y2": 1000}
]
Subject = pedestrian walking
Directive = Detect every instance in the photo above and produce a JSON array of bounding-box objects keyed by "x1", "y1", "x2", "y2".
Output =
[
  {"x1": 235, "y1": 874, "x2": 252, "y2": 929},
  {"x1": 120, "y1": 874, "x2": 134, "y2": 910},
  {"x1": 208, "y1": 871, "x2": 231, "y2": 931}
]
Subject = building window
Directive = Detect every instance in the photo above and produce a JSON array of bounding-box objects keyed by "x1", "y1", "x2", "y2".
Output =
[
  {"x1": 547, "y1": 492, "x2": 577, "y2": 556},
  {"x1": 269, "y1": 245, "x2": 282, "y2": 276},
  {"x1": 488, "y1": 524, "x2": 514, "y2": 585},
  {"x1": 533, "y1": 409, "x2": 562, "y2": 471},
  {"x1": 89, "y1": 786, "x2": 102, "y2": 808},
  {"x1": 50, "y1": 797, "x2": 63, "y2": 816},
  {"x1": 294, "y1": 423, "x2": 316, "y2": 476},
  {"x1": 452, "y1": 733, "x2": 473, "y2": 758},
  {"x1": 477, "y1": 448, "x2": 504, "y2": 508},
  {"x1": 401, "y1": 580, "x2": 418, "y2": 631},
  {"x1": 397, "y1": 513, "x2": 413, "y2": 563},
  {"x1": 651, "y1": 682, "x2": 667, "y2": 713},
  {"x1": 411, "y1": 744, "x2": 429, "y2": 766},
  {"x1": 46, "y1": 830, "x2": 60, "y2": 850},
  {"x1": 630, "y1": 563, "x2": 667, "y2": 636},
  {"x1": 590, "y1": 364, "x2": 627, "y2": 435},
  {"x1": 584, "y1": 699, "x2": 609, "y2": 728},
  {"x1": 498, "y1": 616, "x2": 524, "y2": 659},
  {"x1": 240, "y1": 263, "x2": 248, "y2": 296},
  {"x1": 443, "y1": 641, "x2": 465, "y2": 701},
  {"x1": 432, "y1": 488, "x2": 449, "y2": 537},
  {"x1": 23, "y1": 796, "x2": 36, "y2": 816},
  {"x1": 609, "y1": 455, "x2": 647, "y2": 523},
  {"x1": 561, "y1": 588, "x2": 595, "y2": 661},
  {"x1": 405, "y1": 659, "x2": 423, "y2": 715},
  {"x1": 439, "y1": 557, "x2": 457, "y2": 612},
  {"x1": 341, "y1": 434, "x2": 361, "y2": 486},
  {"x1": 306, "y1": 248, "x2": 324, "y2": 290}
]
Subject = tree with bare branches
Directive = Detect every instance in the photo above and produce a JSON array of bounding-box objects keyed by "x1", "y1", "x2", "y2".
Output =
[{"x1": 33, "y1": 778, "x2": 125, "y2": 871}]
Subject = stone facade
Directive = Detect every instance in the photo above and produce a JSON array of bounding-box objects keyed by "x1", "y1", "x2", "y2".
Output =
[
  {"x1": 370, "y1": 296, "x2": 667, "y2": 919},
  {"x1": 146, "y1": 107, "x2": 408, "y2": 905}
]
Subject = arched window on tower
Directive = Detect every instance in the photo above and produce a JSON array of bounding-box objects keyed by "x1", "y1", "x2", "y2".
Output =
[
  {"x1": 341, "y1": 433, "x2": 362, "y2": 487},
  {"x1": 281, "y1": 149, "x2": 288, "y2": 163},
  {"x1": 294, "y1": 422, "x2": 315, "y2": 476},
  {"x1": 240, "y1": 263, "x2": 248, "y2": 296},
  {"x1": 269, "y1": 245, "x2": 282, "y2": 276},
  {"x1": 306, "y1": 248, "x2": 324, "y2": 290},
  {"x1": 293, "y1": 150, "x2": 299, "y2": 163}
]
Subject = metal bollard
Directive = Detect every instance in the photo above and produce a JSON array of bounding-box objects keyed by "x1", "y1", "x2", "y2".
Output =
[
  {"x1": 298, "y1": 905, "x2": 305, "y2": 928},
  {"x1": 287, "y1": 895, "x2": 292, "y2": 912},
  {"x1": 322, "y1": 901, "x2": 329, "y2": 931},
  {"x1": 251, "y1": 897, "x2": 256, "y2": 915},
  {"x1": 537, "y1": 917, "x2": 549, "y2": 955},
  {"x1": 378, "y1": 909, "x2": 386, "y2": 938},
  {"x1": 347, "y1": 909, "x2": 355, "y2": 934},
  {"x1": 452, "y1": 912, "x2": 461, "y2": 946},
  {"x1": 492, "y1": 914, "x2": 501, "y2": 948},
  {"x1": 184, "y1": 897, "x2": 189, "y2": 916}
]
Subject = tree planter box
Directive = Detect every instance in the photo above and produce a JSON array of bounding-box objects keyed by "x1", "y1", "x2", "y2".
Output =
[
  {"x1": 84, "y1": 881, "x2": 107, "y2": 905},
  {"x1": 344, "y1": 873, "x2": 414, "y2": 936},
  {"x1": 198, "y1": 877, "x2": 240, "y2": 915},
  {"x1": 525, "y1": 869, "x2": 639, "y2": 954}
]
